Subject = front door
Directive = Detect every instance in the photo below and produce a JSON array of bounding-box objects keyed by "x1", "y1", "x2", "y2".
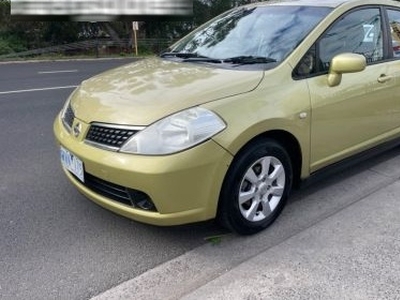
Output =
[{"x1": 306, "y1": 7, "x2": 400, "y2": 172}]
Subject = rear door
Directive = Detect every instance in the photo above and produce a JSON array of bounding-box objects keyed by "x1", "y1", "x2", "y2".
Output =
[{"x1": 384, "y1": 7, "x2": 400, "y2": 120}]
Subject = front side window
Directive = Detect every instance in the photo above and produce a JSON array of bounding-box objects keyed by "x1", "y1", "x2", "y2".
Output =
[
  {"x1": 387, "y1": 9, "x2": 400, "y2": 58},
  {"x1": 319, "y1": 8, "x2": 383, "y2": 72},
  {"x1": 168, "y1": 6, "x2": 332, "y2": 65}
]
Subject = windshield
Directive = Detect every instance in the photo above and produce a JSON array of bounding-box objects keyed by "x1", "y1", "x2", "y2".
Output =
[{"x1": 168, "y1": 5, "x2": 332, "y2": 64}]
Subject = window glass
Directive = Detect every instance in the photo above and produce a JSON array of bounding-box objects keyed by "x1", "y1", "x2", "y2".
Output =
[
  {"x1": 170, "y1": 6, "x2": 332, "y2": 62},
  {"x1": 319, "y1": 8, "x2": 383, "y2": 71},
  {"x1": 387, "y1": 9, "x2": 400, "y2": 58},
  {"x1": 293, "y1": 46, "x2": 316, "y2": 77}
]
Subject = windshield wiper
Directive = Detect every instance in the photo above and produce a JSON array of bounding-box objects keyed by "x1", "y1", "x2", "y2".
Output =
[
  {"x1": 182, "y1": 57, "x2": 222, "y2": 63},
  {"x1": 160, "y1": 53, "x2": 276, "y2": 65},
  {"x1": 223, "y1": 56, "x2": 277, "y2": 65},
  {"x1": 160, "y1": 52, "x2": 222, "y2": 63},
  {"x1": 160, "y1": 52, "x2": 191, "y2": 58},
  {"x1": 160, "y1": 52, "x2": 204, "y2": 59}
]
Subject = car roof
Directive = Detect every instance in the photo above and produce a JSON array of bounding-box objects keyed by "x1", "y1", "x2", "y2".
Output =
[
  {"x1": 260, "y1": 0, "x2": 347, "y2": 7},
  {"x1": 247, "y1": 0, "x2": 399, "y2": 9}
]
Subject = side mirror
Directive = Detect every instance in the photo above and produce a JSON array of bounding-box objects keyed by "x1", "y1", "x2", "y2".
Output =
[{"x1": 327, "y1": 53, "x2": 366, "y2": 87}]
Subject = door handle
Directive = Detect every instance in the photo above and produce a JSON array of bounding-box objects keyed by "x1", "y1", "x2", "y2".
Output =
[{"x1": 377, "y1": 74, "x2": 393, "y2": 83}]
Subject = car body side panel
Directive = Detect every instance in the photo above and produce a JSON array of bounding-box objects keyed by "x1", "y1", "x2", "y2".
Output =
[
  {"x1": 283, "y1": 0, "x2": 400, "y2": 174},
  {"x1": 308, "y1": 62, "x2": 400, "y2": 172},
  {"x1": 384, "y1": 59, "x2": 400, "y2": 106},
  {"x1": 208, "y1": 64, "x2": 312, "y2": 179}
]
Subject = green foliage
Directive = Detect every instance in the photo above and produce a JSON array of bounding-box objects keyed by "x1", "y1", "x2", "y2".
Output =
[
  {"x1": 0, "y1": 36, "x2": 27, "y2": 54},
  {"x1": 0, "y1": 0, "x2": 10, "y2": 30},
  {"x1": 0, "y1": 39, "x2": 12, "y2": 55},
  {"x1": 204, "y1": 234, "x2": 229, "y2": 245},
  {"x1": 0, "y1": 0, "x2": 265, "y2": 56},
  {"x1": 140, "y1": 0, "x2": 264, "y2": 41}
]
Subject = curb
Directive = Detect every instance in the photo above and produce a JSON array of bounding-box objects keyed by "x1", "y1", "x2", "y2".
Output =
[{"x1": 91, "y1": 154, "x2": 400, "y2": 299}]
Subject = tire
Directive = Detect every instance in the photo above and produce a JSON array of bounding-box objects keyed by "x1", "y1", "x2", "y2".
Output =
[{"x1": 218, "y1": 138, "x2": 293, "y2": 235}]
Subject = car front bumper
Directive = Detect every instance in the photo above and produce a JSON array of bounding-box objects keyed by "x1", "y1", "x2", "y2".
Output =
[{"x1": 53, "y1": 114, "x2": 233, "y2": 226}]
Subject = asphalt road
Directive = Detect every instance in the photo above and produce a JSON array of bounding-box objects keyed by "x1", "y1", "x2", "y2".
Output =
[{"x1": 0, "y1": 59, "x2": 225, "y2": 300}]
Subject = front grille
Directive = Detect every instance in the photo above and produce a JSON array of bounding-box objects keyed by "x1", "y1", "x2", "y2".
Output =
[
  {"x1": 85, "y1": 124, "x2": 139, "y2": 149},
  {"x1": 63, "y1": 104, "x2": 75, "y2": 129}
]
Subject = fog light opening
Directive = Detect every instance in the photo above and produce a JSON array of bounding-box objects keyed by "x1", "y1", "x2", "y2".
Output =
[{"x1": 129, "y1": 190, "x2": 157, "y2": 211}]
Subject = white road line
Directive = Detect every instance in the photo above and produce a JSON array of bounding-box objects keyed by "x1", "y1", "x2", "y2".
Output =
[
  {"x1": 0, "y1": 85, "x2": 78, "y2": 95},
  {"x1": 38, "y1": 69, "x2": 78, "y2": 74}
]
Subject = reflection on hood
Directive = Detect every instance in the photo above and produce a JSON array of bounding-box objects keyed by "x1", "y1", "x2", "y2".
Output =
[{"x1": 72, "y1": 58, "x2": 264, "y2": 125}]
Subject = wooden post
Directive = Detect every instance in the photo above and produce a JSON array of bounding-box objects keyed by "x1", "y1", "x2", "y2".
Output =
[{"x1": 132, "y1": 21, "x2": 139, "y2": 56}]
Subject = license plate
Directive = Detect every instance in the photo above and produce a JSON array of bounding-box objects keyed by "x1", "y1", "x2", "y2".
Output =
[{"x1": 60, "y1": 147, "x2": 84, "y2": 183}]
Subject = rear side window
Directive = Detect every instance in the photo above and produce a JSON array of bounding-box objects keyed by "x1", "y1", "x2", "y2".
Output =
[{"x1": 387, "y1": 9, "x2": 400, "y2": 58}]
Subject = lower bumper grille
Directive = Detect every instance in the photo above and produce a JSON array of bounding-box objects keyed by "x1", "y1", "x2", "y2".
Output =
[
  {"x1": 85, "y1": 172, "x2": 133, "y2": 206},
  {"x1": 69, "y1": 171, "x2": 157, "y2": 211}
]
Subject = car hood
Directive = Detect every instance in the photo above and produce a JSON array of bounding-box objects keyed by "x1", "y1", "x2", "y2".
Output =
[{"x1": 71, "y1": 58, "x2": 264, "y2": 125}]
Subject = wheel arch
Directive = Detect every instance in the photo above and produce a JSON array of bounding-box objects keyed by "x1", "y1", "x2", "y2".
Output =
[
  {"x1": 260, "y1": 130, "x2": 302, "y2": 188},
  {"x1": 223, "y1": 129, "x2": 303, "y2": 190}
]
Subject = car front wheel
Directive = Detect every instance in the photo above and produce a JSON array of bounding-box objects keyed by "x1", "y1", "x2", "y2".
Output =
[{"x1": 218, "y1": 139, "x2": 293, "y2": 235}]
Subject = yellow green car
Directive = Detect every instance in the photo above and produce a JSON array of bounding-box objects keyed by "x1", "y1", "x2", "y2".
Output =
[{"x1": 54, "y1": 0, "x2": 400, "y2": 235}]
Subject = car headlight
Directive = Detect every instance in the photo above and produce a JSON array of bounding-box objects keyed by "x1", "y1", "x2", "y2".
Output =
[
  {"x1": 60, "y1": 87, "x2": 79, "y2": 130},
  {"x1": 120, "y1": 107, "x2": 226, "y2": 155}
]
